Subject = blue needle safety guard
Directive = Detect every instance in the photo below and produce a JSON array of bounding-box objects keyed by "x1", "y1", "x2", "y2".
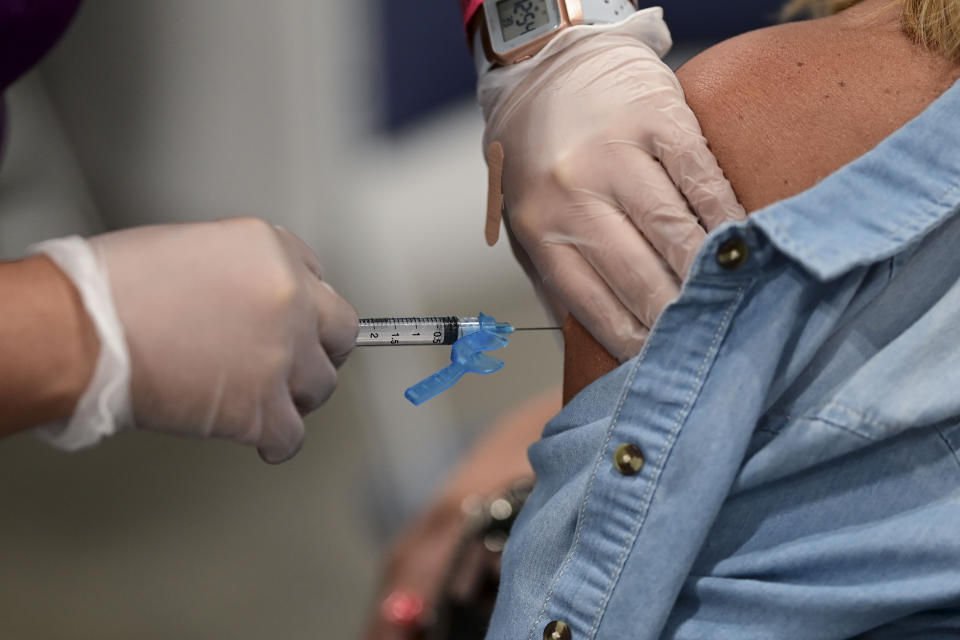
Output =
[{"x1": 404, "y1": 313, "x2": 514, "y2": 406}]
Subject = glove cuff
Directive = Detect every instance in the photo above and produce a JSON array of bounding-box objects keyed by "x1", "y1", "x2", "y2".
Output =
[
  {"x1": 477, "y1": 8, "x2": 673, "y2": 143},
  {"x1": 27, "y1": 236, "x2": 132, "y2": 450},
  {"x1": 539, "y1": 7, "x2": 672, "y2": 60},
  {"x1": 476, "y1": 7, "x2": 671, "y2": 79}
]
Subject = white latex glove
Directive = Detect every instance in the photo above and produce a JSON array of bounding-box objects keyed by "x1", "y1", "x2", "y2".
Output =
[
  {"x1": 33, "y1": 219, "x2": 358, "y2": 463},
  {"x1": 479, "y1": 9, "x2": 746, "y2": 362}
]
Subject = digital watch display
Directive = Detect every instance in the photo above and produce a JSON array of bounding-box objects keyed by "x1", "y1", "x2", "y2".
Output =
[
  {"x1": 495, "y1": 0, "x2": 556, "y2": 43},
  {"x1": 480, "y1": 0, "x2": 638, "y2": 67}
]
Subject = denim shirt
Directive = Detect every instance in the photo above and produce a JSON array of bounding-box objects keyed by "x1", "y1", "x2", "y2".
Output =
[{"x1": 487, "y1": 78, "x2": 960, "y2": 640}]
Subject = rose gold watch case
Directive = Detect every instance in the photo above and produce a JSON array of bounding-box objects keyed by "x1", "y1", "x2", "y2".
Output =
[{"x1": 482, "y1": 0, "x2": 585, "y2": 66}]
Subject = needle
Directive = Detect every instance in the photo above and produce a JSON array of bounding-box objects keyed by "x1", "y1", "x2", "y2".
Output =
[{"x1": 513, "y1": 327, "x2": 562, "y2": 331}]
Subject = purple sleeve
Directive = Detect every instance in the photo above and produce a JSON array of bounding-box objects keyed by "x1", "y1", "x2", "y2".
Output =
[
  {"x1": 0, "y1": 0, "x2": 80, "y2": 157},
  {"x1": 0, "y1": 0, "x2": 81, "y2": 91}
]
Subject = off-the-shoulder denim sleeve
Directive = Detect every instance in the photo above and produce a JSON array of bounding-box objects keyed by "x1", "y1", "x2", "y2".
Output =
[{"x1": 486, "y1": 77, "x2": 960, "y2": 640}]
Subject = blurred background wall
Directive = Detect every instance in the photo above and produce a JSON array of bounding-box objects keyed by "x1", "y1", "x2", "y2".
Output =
[{"x1": 0, "y1": 1, "x2": 782, "y2": 637}]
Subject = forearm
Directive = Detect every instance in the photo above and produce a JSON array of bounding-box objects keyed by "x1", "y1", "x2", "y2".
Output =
[
  {"x1": 365, "y1": 389, "x2": 559, "y2": 639},
  {"x1": 440, "y1": 388, "x2": 558, "y2": 503},
  {"x1": 0, "y1": 256, "x2": 99, "y2": 436}
]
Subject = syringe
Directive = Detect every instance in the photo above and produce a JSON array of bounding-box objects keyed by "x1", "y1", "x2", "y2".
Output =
[
  {"x1": 358, "y1": 314, "x2": 560, "y2": 404},
  {"x1": 357, "y1": 316, "x2": 558, "y2": 347}
]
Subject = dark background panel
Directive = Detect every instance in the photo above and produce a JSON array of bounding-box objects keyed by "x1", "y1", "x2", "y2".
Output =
[
  {"x1": 660, "y1": 0, "x2": 787, "y2": 39},
  {"x1": 376, "y1": 0, "x2": 787, "y2": 131}
]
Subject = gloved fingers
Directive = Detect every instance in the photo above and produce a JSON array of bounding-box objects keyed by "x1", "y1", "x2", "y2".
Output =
[
  {"x1": 312, "y1": 279, "x2": 359, "y2": 369},
  {"x1": 270, "y1": 226, "x2": 357, "y2": 366},
  {"x1": 607, "y1": 144, "x2": 709, "y2": 280},
  {"x1": 550, "y1": 194, "x2": 681, "y2": 332},
  {"x1": 507, "y1": 187, "x2": 668, "y2": 356},
  {"x1": 288, "y1": 342, "x2": 339, "y2": 416},
  {"x1": 273, "y1": 225, "x2": 325, "y2": 280},
  {"x1": 503, "y1": 220, "x2": 569, "y2": 327},
  {"x1": 652, "y1": 104, "x2": 746, "y2": 231},
  {"x1": 257, "y1": 390, "x2": 307, "y2": 465},
  {"x1": 534, "y1": 241, "x2": 648, "y2": 361}
]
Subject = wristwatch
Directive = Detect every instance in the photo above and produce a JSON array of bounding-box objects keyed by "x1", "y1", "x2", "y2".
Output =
[{"x1": 473, "y1": 0, "x2": 639, "y2": 73}]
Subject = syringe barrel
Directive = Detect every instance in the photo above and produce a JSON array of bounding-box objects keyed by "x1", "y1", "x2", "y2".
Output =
[{"x1": 357, "y1": 316, "x2": 463, "y2": 346}]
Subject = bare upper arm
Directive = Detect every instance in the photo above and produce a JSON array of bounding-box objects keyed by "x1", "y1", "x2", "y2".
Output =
[{"x1": 676, "y1": 3, "x2": 960, "y2": 212}]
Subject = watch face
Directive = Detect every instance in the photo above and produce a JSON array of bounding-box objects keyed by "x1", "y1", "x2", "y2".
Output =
[{"x1": 496, "y1": 0, "x2": 553, "y2": 43}]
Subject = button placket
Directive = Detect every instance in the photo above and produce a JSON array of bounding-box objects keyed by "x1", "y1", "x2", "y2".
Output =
[{"x1": 530, "y1": 234, "x2": 758, "y2": 640}]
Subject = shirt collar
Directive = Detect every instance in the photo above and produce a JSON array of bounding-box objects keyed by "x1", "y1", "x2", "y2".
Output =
[{"x1": 750, "y1": 78, "x2": 960, "y2": 281}]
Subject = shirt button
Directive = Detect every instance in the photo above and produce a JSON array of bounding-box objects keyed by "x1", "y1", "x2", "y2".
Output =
[
  {"x1": 544, "y1": 621, "x2": 572, "y2": 640},
  {"x1": 613, "y1": 443, "x2": 645, "y2": 476},
  {"x1": 716, "y1": 237, "x2": 750, "y2": 270}
]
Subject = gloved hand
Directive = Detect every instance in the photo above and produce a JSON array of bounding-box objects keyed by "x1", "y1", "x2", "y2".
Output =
[
  {"x1": 34, "y1": 218, "x2": 358, "y2": 463},
  {"x1": 479, "y1": 9, "x2": 745, "y2": 361}
]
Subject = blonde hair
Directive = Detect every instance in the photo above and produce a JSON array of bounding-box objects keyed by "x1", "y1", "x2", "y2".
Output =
[{"x1": 781, "y1": 0, "x2": 960, "y2": 61}]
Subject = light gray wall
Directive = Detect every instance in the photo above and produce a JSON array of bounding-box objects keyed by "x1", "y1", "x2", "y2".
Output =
[{"x1": 0, "y1": 1, "x2": 561, "y2": 637}]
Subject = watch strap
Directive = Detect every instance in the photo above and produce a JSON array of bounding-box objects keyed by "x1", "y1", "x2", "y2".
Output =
[
  {"x1": 581, "y1": 0, "x2": 638, "y2": 25},
  {"x1": 474, "y1": 22, "x2": 493, "y2": 76}
]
